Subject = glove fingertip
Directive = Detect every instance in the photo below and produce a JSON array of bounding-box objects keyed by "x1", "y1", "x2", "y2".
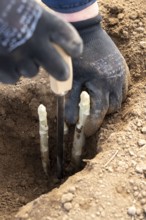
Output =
[
  {"x1": 0, "y1": 74, "x2": 19, "y2": 84},
  {"x1": 84, "y1": 116, "x2": 99, "y2": 137},
  {"x1": 66, "y1": 38, "x2": 83, "y2": 58},
  {"x1": 65, "y1": 105, "x2": 79, "y2": 125},
  {"x1": 47, "y1": 63, "x2": 69, "y2": 81},
  {"x1": 65, "y1": 111, "x2": 78, "y2": 125}
]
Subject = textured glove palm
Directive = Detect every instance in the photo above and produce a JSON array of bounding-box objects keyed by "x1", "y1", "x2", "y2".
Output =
[{"x1": 65, "y1": 16, "x2": 130, "y2": 136}]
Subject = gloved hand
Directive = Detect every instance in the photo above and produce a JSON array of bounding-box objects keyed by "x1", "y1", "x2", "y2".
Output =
[
  {"x1": 0, "y1": 0, "x2": 82, "y2": 83},
  {"x1": 65, "y1": 15, "x2": 130, "y2": 137}
]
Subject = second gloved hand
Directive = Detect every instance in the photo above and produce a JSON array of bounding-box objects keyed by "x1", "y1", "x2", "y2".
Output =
[
  {"x1": 65, "y1": 15, "x2": 130, "y2": 137},
  {"x1": 0, "y1": 0, "x2": 83, "y2": 84}
]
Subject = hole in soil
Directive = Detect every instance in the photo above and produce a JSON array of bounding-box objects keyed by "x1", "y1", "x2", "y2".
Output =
[{"x1": 0, "y1": 82, "x2": 100, "y2": 220}]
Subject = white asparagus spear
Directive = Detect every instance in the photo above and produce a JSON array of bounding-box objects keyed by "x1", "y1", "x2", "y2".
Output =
[
  {"x1": 38, "y1": 104, "x2": 49, "y2": 175},
  {"x1": 72, "y1": 91, "x2": 90, "y2": 166}
]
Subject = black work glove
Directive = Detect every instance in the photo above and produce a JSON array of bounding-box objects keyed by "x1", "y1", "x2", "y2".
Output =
[
  {"x1": 0, "y1": 0, "x2": 83, "y2": 83},
  {"x1": 65, "y1": 15, "x2": 130, "y2": 137}
]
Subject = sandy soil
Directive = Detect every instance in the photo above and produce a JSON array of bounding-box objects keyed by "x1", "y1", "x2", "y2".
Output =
[{"x1": 0, "y1": 0, "x2": 145, "y2": 219}]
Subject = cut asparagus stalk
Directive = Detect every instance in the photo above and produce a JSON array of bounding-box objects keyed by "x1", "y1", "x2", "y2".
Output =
[
  {"x1": 38, "y1": 104, "x2": 49, "y2": 175},
  {"x1": 72, "y1": 91, "x2": 90, "y2": 166}
]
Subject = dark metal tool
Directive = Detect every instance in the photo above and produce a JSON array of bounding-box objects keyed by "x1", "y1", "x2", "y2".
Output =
[
  {"x1": 50, "y1": 45, "x2": 72, "y2": 178},
  {"x1": 56, "y1": 95, "x2": 64, "y2": 178}
]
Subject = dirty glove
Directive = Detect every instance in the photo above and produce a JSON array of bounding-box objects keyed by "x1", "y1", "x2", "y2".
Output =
[
  {"x1": 0, "y1": 0, "x2": 82, "y2": 83},
  {"x1": 65, "y1": 15, "x2": 130, "y2": 136}
]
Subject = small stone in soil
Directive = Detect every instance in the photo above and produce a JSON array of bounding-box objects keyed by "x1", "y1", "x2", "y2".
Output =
[
  {"x1": 129, "y1": 12, "x2": 139, "y2": 20},
  {"x1": 61, "y1": 193, "x2": 74, "y2": 204},
  {"x1": 118, "y1": 13, "x2": 124, "y2": 20},
  {"x1": 68, "y1": 186, "x2": 76, "y2": 194},
  {"x1": 138, "y1": 193, "x2": 143, "y2": 200},
  {"x1": 141, "y1": 198, "x2": 146, "y2": 205},
  {"x1": 141, "y1": 126, "x2": 146, "y2": 134},
  {"x1": 127, "y1": 205, "x2": 136, "y2": 216},
  {"x1": 133, "y1": 191, "x2": 139, "y2": 197},
  {"x1": 63, "y1": 202, "x2": 72, "y2": 211},
  {"x1": 137, "y1": 139, "x2": 146, "y2": 147},
  {"x1": 135, "y1": 163, "x2": 146, "y2": 174}
]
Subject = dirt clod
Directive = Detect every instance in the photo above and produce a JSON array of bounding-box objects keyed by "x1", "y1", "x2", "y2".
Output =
[
  {"x1": 63, "y1": 202, "x2": 72, "y2": 212},
  {"x1": 61, "y1": 193, "x2": 74, "y2": 204}
]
